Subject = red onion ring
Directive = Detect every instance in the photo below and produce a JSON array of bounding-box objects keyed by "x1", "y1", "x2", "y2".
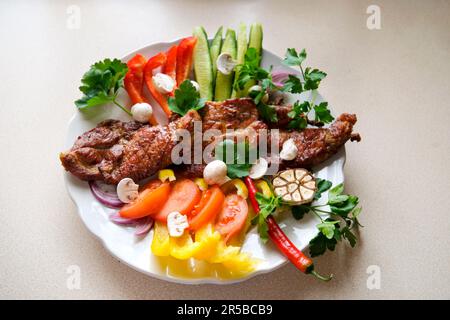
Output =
[
  {"x1": 89, "y1": 181, "x2": 124, "y2": 209},
  {"x1": 271, "y1": 69, "x2": 295, "y2": 87},
  {"x1": 134, "y1": 217, "x2": 154, "y2": 236}
]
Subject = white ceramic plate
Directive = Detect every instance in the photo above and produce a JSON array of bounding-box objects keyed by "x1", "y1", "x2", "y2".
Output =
[{"x1": 63, "y1": 39, "x2": 345, "y2": 284}]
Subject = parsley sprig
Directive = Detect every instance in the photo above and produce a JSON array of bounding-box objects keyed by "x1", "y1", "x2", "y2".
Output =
[
  {"x1": 75, "y1": 58, "x2": 131, "y2": 116},
  {"x1": 214, "y1": 140, "x2": 256, "y2": 179},
  {"x1": 168, "y1": 80, "x2": 206, "y2": 116},
  {"x1": 291, "y1": 178, "x2": 363, "y2": 257},
  {"x1": 251, "y1": 192, "x2": 282, "y2": 243},
  {"x1": 234, "y1": 48, "x2": 278, "y2": 123},
  {"x1": 282, "y1": 49, "x2": 334, "y2": 129}
]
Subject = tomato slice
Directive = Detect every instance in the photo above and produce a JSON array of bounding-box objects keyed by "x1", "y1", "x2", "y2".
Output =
[
  {"x1": 119, "y1": 181, "x2": 171, "y2": 219},
  {"x1": 215, "y1": 194, "x2": 249, "y2": 243},
  {"x1": 153, "y1": 179, "x2": 201, "y2": 222},
  {"x1": 189, "y1": 186, "x2": 225, "y2": 231}
]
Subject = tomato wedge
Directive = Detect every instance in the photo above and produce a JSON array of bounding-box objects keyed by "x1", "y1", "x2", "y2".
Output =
[
  {"x1": 189, "y1": 186, "x2": 225, "y2": 231},
  {"x1": 215, "y1": 194, "x2": 249, "y2": 243},
  {"x1": 124, "y1": 54, "x2": 158, "y2": 125},
  {"x1": 144, "y1": 52, "x2": 172, "y2": 117},
  {"x1": 161, "y1": 45, "x2": 178, "y2": 90},
  {"x1": 154, "y1": 179, "x2": 201, "y2": 222},
  {"x1": 119, "y1": 181, "x2": 171, "y2": 219},
  {"x1": 176, "y1": 37, "x2": 197, "y2": 86}
]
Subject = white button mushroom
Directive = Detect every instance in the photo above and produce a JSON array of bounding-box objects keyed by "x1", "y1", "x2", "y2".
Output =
[
  {"x1": 131, "y1": 103, "x2": 153, "y2": 123},
  {"x1": 190, "y1": 80, "x2": 200, "y2": 92},
  {"x1": 152, "y1": 72, "x2": 175, "y2": 94},
  {"x1": 203, "y1": 160, "x2": 229, "y2": 185},
  {"x1": 248, "y1": 85, "x2": 269, "y2": 104},
  {"x1": 216, "y1": 53, "x2": 237, "y2": 75},
  {"x1": 116, "y1": 178, "x2": 139, "y2": 203},
  {"x1": 167, "y1": 211, "x2": 189, "y2": 237},
  {"x1": 280, "y1": 138, "x2": 298, "y2": 161},
  {"x1": 249, "y1": 158, "x2": 268, "y2": 180}
]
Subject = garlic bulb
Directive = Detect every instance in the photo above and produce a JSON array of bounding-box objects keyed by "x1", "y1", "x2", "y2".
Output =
[{"x1": 272, "y1": 169, "x2": 316, "y2": 204}]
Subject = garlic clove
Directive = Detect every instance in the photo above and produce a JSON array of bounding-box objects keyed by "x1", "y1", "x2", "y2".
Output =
[
  {"x1": 216, "y1": 53, "x2": 237, "y2": 75},
  {"x1": 116, "y1": 178, "x2": 139, "y2": 203}
]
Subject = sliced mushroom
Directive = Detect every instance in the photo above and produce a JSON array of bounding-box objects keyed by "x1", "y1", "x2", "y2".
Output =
[
  {"x1": 216, "y1": 53, "x2": 237, "y2": 75},
  {"x1": 116, "y1": 178, "x2": 139, "y2": 203},
  {"x1": 272, "y1": 169, "x2": 316, "y2": 204}
]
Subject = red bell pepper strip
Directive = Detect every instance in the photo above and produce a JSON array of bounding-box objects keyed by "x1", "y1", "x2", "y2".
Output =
[
  {"x1": 176, "y1": 37, "x2": 197, "y2": 86},
  {"x1": 124, "y1": 54, "x2": 147, "y2": 104},
  {"x1": 144, "y1": 52, "x2": 172, "y2": 117},
  {"x1": 244, "y1": 176, "x2": 332, "y2": 281},
  {"x1": 162, "y1": 45, "x2": 178, "y2": 85},
  {"x1": 124, "y1": 54, "x2": 158, "y2": 125}
]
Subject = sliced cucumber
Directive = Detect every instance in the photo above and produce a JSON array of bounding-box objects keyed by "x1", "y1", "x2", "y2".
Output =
[
  {"x1": 231, "y1": 23, "x2": 248, "y2": 98},
  {"x1": 193, "y1": 26, "x2": 214, "y2": 101},
  {"x1": 210, "y1": 26, "x2": 223, "y2": 82},
  {"x1": 241, "y1": 23, "x2": 263, "y2": 96},
  {"x1": 214, "y1": 29, "x2": 237, "y2": 101}
]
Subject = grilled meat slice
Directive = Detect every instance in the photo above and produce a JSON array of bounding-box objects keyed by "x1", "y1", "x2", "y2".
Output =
[
  {"x1": 200, "y1": 98, "x2": 258, "y2": 132},
  {"x1": 179, "y1": 113, "x2": 359, "y2": 177},
  {"x1": 60, "y1": 110, "x2": 201, "y2": 184},
  {"x1": 276, "y1": 113, "x2": 359, "y2": 168}
]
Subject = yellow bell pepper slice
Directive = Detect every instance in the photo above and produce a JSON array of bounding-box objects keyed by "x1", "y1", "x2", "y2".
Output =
[
  {"x1": 222, "y1": 252, "x2": 257, "y2": 275},
  {"x1": 195, "y1": 234, "x2": 221, "y2": 260},
  {"x1": 255, "y1": 179, "x2": 272, "y2": 197},
  {"x1": 158, "y1": 169, "x2": 176, "y2": 183},
  {"x1": 169, "y1": 232, "x2": 200, "y2": 260},
  {"x1": 194, "y1": 178, "x2": 208, "y2": 191},
  {"x1": 151, "y1": 221, "x2": 171, "y2": 256},
  {"x1": 221, "y1": 179, "x2": 248, "y2": 199}
]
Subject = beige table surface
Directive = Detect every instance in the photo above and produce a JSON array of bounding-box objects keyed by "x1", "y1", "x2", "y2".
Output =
[{"x1": 1, "y1": 0, "x2": 449, "y2": 300}]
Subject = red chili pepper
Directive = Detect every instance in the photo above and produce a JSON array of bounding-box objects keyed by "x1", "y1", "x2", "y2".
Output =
[
  {"x1": 244, "y1": 176, "x2": 332, "y2": 281},
  {"x1": 176, "y1": 37, "x2": 197, "y2": 86},
  {"x1": 124, "y1": 54, "x2": 158, "y2": 125},
  {"x1": 144, "y1": 52, "x2": 172, "y2": 117}
]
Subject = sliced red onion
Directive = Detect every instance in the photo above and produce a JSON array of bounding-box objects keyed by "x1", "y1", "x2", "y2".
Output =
[
  {"x1": 109, "y1": 212, "x2": 136, "y2": 225},
  {"x1": 271, "y1": 69, "x2": 295, "y2": 87},
  {"x1": 134, "y1": 217, "x2": 154, "y2": 236},
  {"x1": 89, "y1": 181, "x2": 124, "y2": 209}
]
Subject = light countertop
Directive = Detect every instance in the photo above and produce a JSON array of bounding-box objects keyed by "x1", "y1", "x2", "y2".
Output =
[{"x1": 1, "y1": 0, "x2": 449, "y2": 299}]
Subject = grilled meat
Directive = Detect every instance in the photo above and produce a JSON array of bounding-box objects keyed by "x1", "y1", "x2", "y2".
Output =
[
  {"x1": 179, "y1": 113, "x2": 359, "y2": 177},
  {"x1": 61, "y1": 98, "x2": 360, "y2": 183},
  {"x1": 60, "y1": 110, "x2": 201, "y2": 184}
]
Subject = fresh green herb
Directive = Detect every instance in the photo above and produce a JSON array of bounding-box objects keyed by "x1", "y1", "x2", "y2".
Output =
[
  {"x1": 215, "y1": 140, "x2": 256, "y2": 179},
  {"x1": 251, "y1": 192, "x2": 282, "y2": 242},
  {"x1": 281, "y1": 49, "x2": 334, "y2": 129},
  {"x1": 75, "y1": 58, "x2": 131, "y2": 116},
  {"x1": 287, "y1": 101, "x2": 311, "y2": 130},
  {"x1": 290, "y1": 179, "x2": 362, "y2": 257},
  {"x1": 234, "y1": 49, "x2": 279, "y2": 123},
  {"x1": 168, "y1": 80, "x2": 206, "y2": 116},
  {"x1": 234, "y1": 48, "x2": 268, "y2": 90},
  {"x1": 314, "y1": 102, "x2": 334, "y2": 123},
  {"x1": 282, "y1": 48, "x2": 327, "y2": 92}
]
